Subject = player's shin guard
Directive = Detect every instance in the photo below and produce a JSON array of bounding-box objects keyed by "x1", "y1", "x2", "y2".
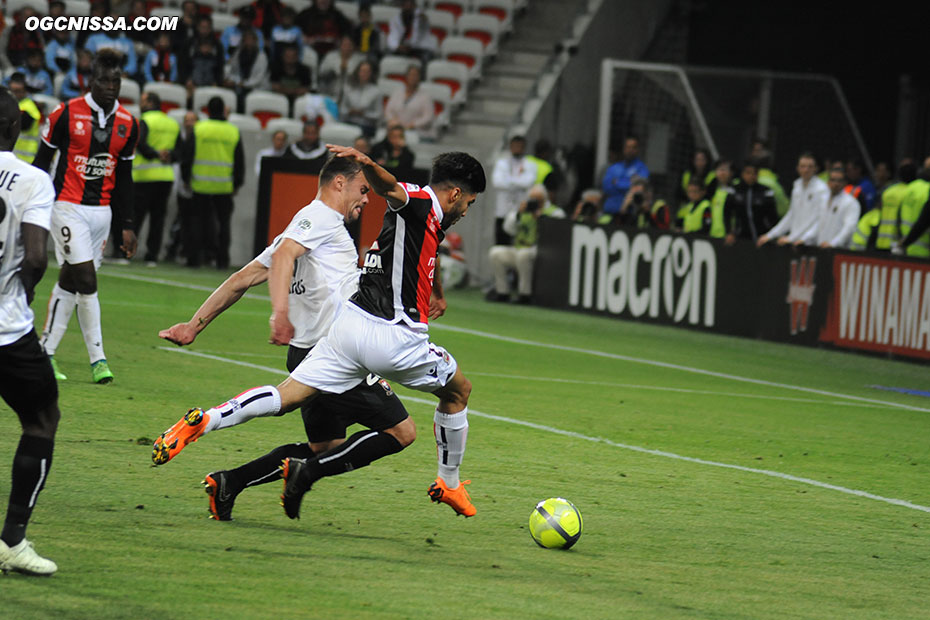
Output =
[
  {"x1": 40, "y1": 284, "x2": 76, "y2": 356},
  {"x1": 305, "y1": 430, "x2": 403, "y2": 484},
  {"x1": 1, "y1": 436, "x2": 54, "y2": 548},
  {"x1": 75, "y1": 292, "x2": 105, "y2": 363},
  {"x1": 433, "y1": 408, "x2": 468, "y2": 488},
  {"x1": 229, "y1": 442, "x2": 316, "y2": 488},
  {"x1": 204, "y1": 386, "x2": 282, "y2": 434}
]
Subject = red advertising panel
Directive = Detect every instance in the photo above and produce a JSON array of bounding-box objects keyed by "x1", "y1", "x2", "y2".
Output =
[{"x1": 820, "y1": 254, "x2": 930, "y2": 359}]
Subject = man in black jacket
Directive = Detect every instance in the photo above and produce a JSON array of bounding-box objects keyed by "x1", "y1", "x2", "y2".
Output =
[{"x1": 730, "y1": 160, "x2": 778, "y2": 243}]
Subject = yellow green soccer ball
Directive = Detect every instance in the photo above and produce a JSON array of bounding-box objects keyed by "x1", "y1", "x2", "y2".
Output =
[{"x1": 529, "y1": 498, "x2": 582, "y2": 549}]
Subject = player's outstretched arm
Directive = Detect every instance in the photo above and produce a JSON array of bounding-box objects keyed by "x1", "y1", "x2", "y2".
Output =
[
  {"x1": 326, "y1": 143, "x2": 407, "y2": 207},
  {"x1": 159, "y1": 260, "x2": 269, "y2": 345}
]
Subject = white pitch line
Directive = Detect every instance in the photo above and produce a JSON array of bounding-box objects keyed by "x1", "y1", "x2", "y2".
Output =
[
  {"x1": 464, "y1": 371, "x2": 890, "y2": 410},
  {"x1": 105, "y1": 269, "x2": 928, "y2": 413},
  {"x1": 158, "y1": 346, "x2": 930, "y2": 514}
]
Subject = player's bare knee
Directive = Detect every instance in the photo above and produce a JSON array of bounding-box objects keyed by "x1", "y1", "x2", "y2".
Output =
[{"x1": 386, "y1": 416, "x2": 416, "y2": 447}]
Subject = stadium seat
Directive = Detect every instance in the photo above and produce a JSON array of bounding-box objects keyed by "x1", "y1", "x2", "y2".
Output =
[
  {"x1": 473, "y1": 0, "x2": 514, "y2": 33},
  {"x1": 192, "y1": 86, "x2": 236, "y2": 115},
  {"x1": 264, "y1": 117, "x2": 304, "y2": 140},
  {"x1": 424, "y1": 8, "x2": 455, "y2": 45},
  {"x1": 428, "y1": 0, "x2": 469, "y2": 20},
  {"x1": 377, "y1": 77, "x2": 401, "y2": 110},
  {"x1": 6, "y1": 0, "x2": 45, "y2": 14},
  {"x1": 63, "y1": 0, "x2": 91, "y2": 16},
  {"x1": 118, "y1": 79, "x2": 141, "y2": 105},
  {"x1": 425, "y1": 59, "x2": 469, "y2": 106},
  {"x1": 143, "y1": 82, "x2": 187, "y2": 112},
  {"x1": 370, "y1": 4, "x2": 400, "y2": 36},
  {"x1": 211, "y1": 12, "x2": 238, "y2": 33},
  {"x1": 31, "y1": 94, "x2": 60, "y2": 115},
  {"x1": 440, "y1": 35, "x2": 483, "y2": 81},
  {"x1": 167, "y1": 108, "x2": 198, "y2": 126},
  {"x1": 334, "y1": 1, "x2": 358, "y2": 21},
  {"x1": 292, "y1": 93, "x2": 336, "y2": 125},
  {"x1": 123, "y1": 103, "x2": 141, "y2": 119},
  {"x1": 319, "y1": 121, "x2": 362, "y2": 146},
  {"x1": 228, "y1": 113, "x2": 262, "y2": 132},
  {"x1": 456, "y1": 13, "x2": 500, "y2": 55},
  {"x1": 150, "y1": 6, "x2": 182, "y2": 18},
  {"x1": 244, "y1": 90, "x2": 289, "y2": 128},
  {"x1": 418, "y1": 81, "x2": 453, "y2": 132},
  {"x1": 380, "y1": 55, "x2": 420, "y2": 85}
]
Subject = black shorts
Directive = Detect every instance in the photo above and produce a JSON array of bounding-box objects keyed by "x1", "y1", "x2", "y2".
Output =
[
  {"x1": 287, "y1": 345, "x2": 409, "y2": 443},
  {"x1": 0, "y1": 331, "x2": 58, "y2": 418}
]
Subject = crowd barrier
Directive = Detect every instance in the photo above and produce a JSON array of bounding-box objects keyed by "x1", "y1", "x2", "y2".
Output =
[{"x1": 534, "y1": 219, "x2": 930, "y2": 363}]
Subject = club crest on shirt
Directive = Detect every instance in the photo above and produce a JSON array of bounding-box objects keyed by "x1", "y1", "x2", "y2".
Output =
[{"x1": 117, "y1": 124, "x2": 127, "y2": 138}]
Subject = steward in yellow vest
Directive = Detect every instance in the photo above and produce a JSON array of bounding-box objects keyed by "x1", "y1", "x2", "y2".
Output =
[
  {"x1": 849, "y1": 208, "x2": 880, "y2": 251},
  {"x1": 9, "y1": 71, "x2": 41, "y2": 163},
  {"x1": 875, "y1": 160, "x2": 917, "y2": 250},
  {"x1": 898, "y1": 175, "x2": 930, "y2": 258}
]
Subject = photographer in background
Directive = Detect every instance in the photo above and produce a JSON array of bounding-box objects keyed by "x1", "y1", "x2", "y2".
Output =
[
  {"x1": 487, "y1": 184, "x2": 565, "y2": 304},
  {"x1": 573, "y1": 189, "x2": 609, "y2": 226},
  {"x1": 621, "y1": 176, "x2": 670, "y2": 230}
]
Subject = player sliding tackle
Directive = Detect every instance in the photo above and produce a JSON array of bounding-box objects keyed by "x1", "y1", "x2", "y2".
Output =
[{"x1": 153, "y1": 146, "x2": 486, "y2": 519}]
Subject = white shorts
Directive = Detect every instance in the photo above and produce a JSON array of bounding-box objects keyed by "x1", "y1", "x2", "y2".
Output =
[
  {"x1": 51, "y1": 201, "x2": 111, "y2": 268},
  {"x1": 291, "y1": 303, "x2": 459, "y2": 394}
]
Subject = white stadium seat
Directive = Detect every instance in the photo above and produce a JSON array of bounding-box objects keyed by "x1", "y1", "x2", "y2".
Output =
[
  {"x1": 6, "y1": 0, "x2": 46, "y2": 14},
  {"x1": 424, "y1": 8, "x2": 456, "y2": 45},
  {"x1": 440, "y1": 35, "x2": 484, "y2": 81},
  {"x1": 31, "y1": 94, "x2": 60, "y2": 116},
  {"x1": 319, "y1": 121, "x2": 362, "y2": 146},
  {"x1": 63, "y1": 0, "x2": 91, "y2": 16},
  {"x1": 118, "y1": 79, "x2": 141, "y2": 105},
  {"x1": 150, "y1": 7, "x2": 183, "y2": 19},
  {"x1": 456, "y1": 13, "x2": 500, "y2": 56},
  {"x1": 192, "y1": 86, "x2": 236, "y2": 115},
  {"x1": 380, "y1": 54, "x2": 421, "y2": 85},
  {"x1": 425, "y1": 59, "x2": 469, "y2": 106},
  {"x1": 370, "y1": 4, "x2": 400, "y2": 36},
  {"x1": 168, "y1": 108, "x2": 199, "y2": 126},
  {"x1": 244, "y1": 90, "x2": 289, "y2": 128},
  {"x1": 418, "y1": 81, "x2": 453, "y2": 132},
  {"x1": 211, "y1": 12, "x2": 239, "y2": 34},
  {"x1": 334, "y1": 0, "x2": 358, "y2": 22},
  {"x1": 427, "y1": 0, "x2": 470, "y2": 20},
  {"x1": 473, "y1": 0, "x2": 515, "y2": 33},
  {"x1": 228, "y1": 113, "x2": 262, "y2": 131},
  {"x1": 264, "y1": 117, "x2": 304, "y2": 140},
  {"x1": 143, "y1": 82, "x2": 188, "y2": 112}
]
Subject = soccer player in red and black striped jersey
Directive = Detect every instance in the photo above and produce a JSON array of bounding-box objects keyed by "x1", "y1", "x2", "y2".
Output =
[
  {"x1": 34, "y1": 49, "x2": 139, "y2": 385},
  {"x1": 154, "y1": 146, "x2": 486, "y2": 519}
]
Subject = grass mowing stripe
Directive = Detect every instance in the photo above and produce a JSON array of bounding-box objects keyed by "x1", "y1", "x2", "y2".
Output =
[
  {"x1": 432, "y1": 324, "x2": 930, "y2": 414},
  {"x1": 159, "y1": 346, "x2": 930, "y2": 515},
  {"x1": 105, "y1": 270, "x2": 928, "y2": 414}
]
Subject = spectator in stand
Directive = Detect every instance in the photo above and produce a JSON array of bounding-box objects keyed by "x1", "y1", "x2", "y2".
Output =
[
  {"x1": 371, "y1": 124, "x2": 415, "y2": 179},
  {"x1": 76, "y1": 3, "x2": 107, "y2": 49},
  {"x1": 487, "y1": 184, "x2": 565, "y2": 304},
  {"x1": 16, "y1": 50, "x2": 54, "y2": 97},
  {"x1": 285, "y1": 120, "x2": 328, "y2": 162},
  {"x1": 491, "y1": 135, "x2": 537, "y2": 245},
  {"x1": 387, "y1": 0, "x2": 437, "y2": 64},
  {"x1": 757, "y1": 152, "x2": 829, "y2": 247},
  {"x1": 319, "y1": 35, "x2": 364, "y2": 100},
  {"x1": 48, "y1": 0, "x2": 65, "y2": 18},
  {"x1": 573, "y1": 189, "x2": 611, "y2": 226},
  {"x1": 296, "y1": 0, "x2": 351, "y2": 58},
  {"x1": 351, "y1": 4, "x2": 383, "y2": 59},
  {"x1": 143, "y1": 33, "x2": 179, "y2": 83},
  {"x1": 815, "y1": 167, "x2": 860, "y2": 249},
  {"x1": 255, "y1": 129, "x2": 289, "y2": 175},
  {"x1": 845, "y1": 159, "x2": 876, "y2": 211},
  {"x1": 384, "y1": 65, "x2": 435, "y2": 140},
  {"x1": 225, "y1": 28, "x2": 271, "y2": 109},
  {"x1": 45, "y1": 30, "x2": 76, "y2": 75},
  {"x1": 126, "y1": 0, "x2": 152, "y2": 46},
  {"x1": 61, "y1": 49, "x2": 94, "y2": 99},
  {"x1": 270, "y1": 7, "x2": 304, "y2": 64},
  {"x1": 602, "y1": 136, "x2": 649, "y2": 216},
  {"x1": 270, "y1": 43, "x2": 312, "y2": 108},
  {"x1": 353, "y1": 135, "x2": 371, "y2": 155},
  {"x1": 221, "y1": 7, "x2": 266, "y2": 60},
  {"x1": 875, "y1": 159, "x2": 916, "y2": 250},
  {"x1": 86, "y1": 17, "x2": 139, "y2": 78},
  {"x1": 679, "y1": 147, "x2": 715, "y2": 205},
  {"x1": 730, "y1": 160, "x2": 778, "y2": 244},
  {"x1": 185, "y1": 29, "x2": 226, "y2": 94},
  {"x1": 6, "y1": 8, "x2": 44, "y2": 69},
  {"x1": 252, "y1": 0, "x2": 285, "y2": 40},
  {"x1": 171, "y1": 1, "x2": 200, "y2": 60},
  {"x1": 873, "y1": 161, "x2": 893, "y2": 195},
  {"x1": 339, "y1": 60, "x2": 381, "y2": 138}
]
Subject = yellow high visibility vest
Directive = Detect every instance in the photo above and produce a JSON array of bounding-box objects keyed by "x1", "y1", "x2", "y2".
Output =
[
  {"x1": 190, "y1": 119, "x2": 239, "y2": 195},
  {"x1": 900, "y1": 179, "x2": 930, "y2": 257},
  {"x1": 678, "y1": 199, "x2": 711, "y2": 234},
  {"x1": 875, "y1": 182, "x2": 907, "y2": 250},
  {"x1": 849, "y1": 209, "x2": 880, "y2": 251},
  {"x1": 133, "y1": 110, "x2": 179, "y2": 183},
  {"x1": 13, "y1": 98, "x2": 40, "y2": 163}
]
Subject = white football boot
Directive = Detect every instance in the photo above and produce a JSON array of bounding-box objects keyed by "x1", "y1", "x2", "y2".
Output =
[{"x1": 0, "y1": 538, "x2": 57, "y2": 576}]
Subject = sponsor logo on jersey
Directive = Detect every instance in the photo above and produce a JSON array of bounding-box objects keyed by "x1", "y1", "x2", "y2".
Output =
[
  {"x1": 74, "y1": 120, "x2": 85, "y2": 136},
  {"x1": 289, "y1": 278, "x2": 305, "y2": 295},
  {"x1": 363, "y1": 252, "x2": 384, "y2": 274},
  {"x1": 74, "y1": 152, "x2": 116, "y2": 180},
  {"x1": 297, "y1": 219, "x2": 312, "y2": 230}
]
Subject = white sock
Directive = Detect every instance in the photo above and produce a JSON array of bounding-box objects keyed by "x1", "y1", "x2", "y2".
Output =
[
  {"x1": 203, "y1": 386, "x2": 282, "y2": 435},
  {"x1": 76, "y1": 292, "x2": 105, "y2": 364},
  {"x1": 40, "y1": 283, "x2": 77, "y2": 356},
  {"x1": 434, "y1": 407, "x2": 468, "y2": 488}
]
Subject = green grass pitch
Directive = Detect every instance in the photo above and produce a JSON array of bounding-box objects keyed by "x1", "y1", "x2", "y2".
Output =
[{"x1": 1, "y1": 263, "x2": 928, "y2": 619}]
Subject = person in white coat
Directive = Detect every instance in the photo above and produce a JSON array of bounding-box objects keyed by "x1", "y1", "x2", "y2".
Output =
[
  {"x1": 757, "y1": 152, "x2": 829, "y2": 247},
  {"x1": 491, "y1": 135, "x2": 537, "y2": 245},
  {"x1": 815, "y1": 167, "x2": 861, "y2": 248}
]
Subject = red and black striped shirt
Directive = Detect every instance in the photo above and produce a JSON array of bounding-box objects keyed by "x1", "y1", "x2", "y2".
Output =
[
  {"x1": 41, "y1": 93, "x2": 138, "y2": 207},
  {"x1": 352, "y1": 183, "x2": 444, "y2": 329}
]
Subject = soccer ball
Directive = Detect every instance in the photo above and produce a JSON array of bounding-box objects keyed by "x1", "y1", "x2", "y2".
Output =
[{"x1": 529, "y1": 498, "x2": 583, "y2": 549}]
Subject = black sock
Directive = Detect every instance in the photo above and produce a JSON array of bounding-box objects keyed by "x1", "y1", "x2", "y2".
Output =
[
  {"x1": 2, "y1": 435, "x2": 54, "y2": 548},
  {"x1": 228, "y1": 442, "x2": 315, "y2": 489},
  {"x1": 304, "y1": 431, "x2": 403, "y2": 485}
]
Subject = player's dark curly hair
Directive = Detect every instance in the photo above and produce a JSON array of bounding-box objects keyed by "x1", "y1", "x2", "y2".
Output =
[
  {"x1": 93, "y1": 48, "x2": 124, "y2": 75},
  {"x1": 320, "y1": 154, "x2": 363, "y2": 185},
  {"x1": 430, "y1": 152, "x2": 486, "y2": 195}
]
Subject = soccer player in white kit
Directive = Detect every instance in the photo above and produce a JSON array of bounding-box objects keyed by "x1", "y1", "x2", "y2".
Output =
[
  {"x1": 154, "y1": 146, "x2": 485, "y2": 519},
  {"x1": 0, "y1": 87, "x2": 61, "y2": 575}
]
